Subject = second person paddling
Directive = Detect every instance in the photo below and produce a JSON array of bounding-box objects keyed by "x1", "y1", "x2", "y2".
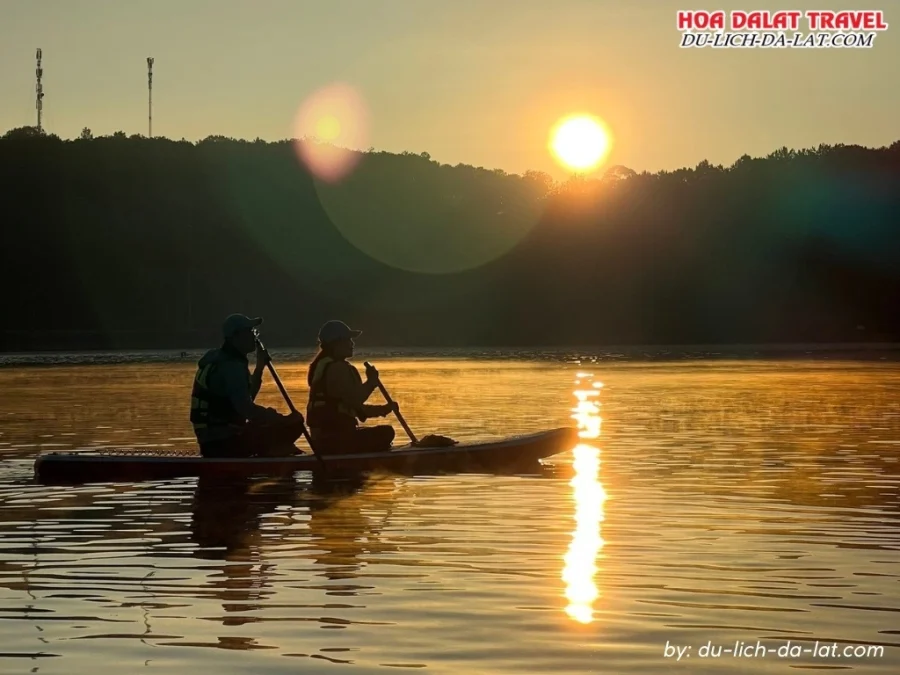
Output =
[{"x1": 306, "y1": 320, "x2": 398, "y2": 455}]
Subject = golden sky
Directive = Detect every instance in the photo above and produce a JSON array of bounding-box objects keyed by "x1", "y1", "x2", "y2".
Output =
[{"x1": 1, "y1": 0, "x2": 897, "y2": 178}]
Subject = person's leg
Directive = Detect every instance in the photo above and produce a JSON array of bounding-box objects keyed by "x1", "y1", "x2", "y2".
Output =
[
  {"x1": 307, "y1": 426, "x2": 390, "y2": 455},
  {"x1": 280, "y1": 415, "x2": 307, "y2": 445},
  {"x1": 309, "y1": 430, "x2": 346, "y2": 456},
  {"x1": 307, "y1": 425, "x2": 394, "y2": 456},
  {"x1": 199, "y1": 437, "x2": 245, "y2": 458},
  {"x1": 240, "y1": 416, "x2": 305, "y2": 457},
  {"x1": 352, "y1": 425, "x2": 395, "y2": 453}
]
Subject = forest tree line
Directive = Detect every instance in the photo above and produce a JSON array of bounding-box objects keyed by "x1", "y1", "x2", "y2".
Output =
[{"x1": 1, "y1": 125, "x2": 898, "y2": 350}]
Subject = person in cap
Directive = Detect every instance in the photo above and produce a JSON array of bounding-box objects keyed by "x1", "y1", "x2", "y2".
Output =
[
  {"x1": 306, "y1": 320, "x2": 397, "y2": 454},
  {"x1": 190, "y1": 313, "x2": 305, "y2": 457}
]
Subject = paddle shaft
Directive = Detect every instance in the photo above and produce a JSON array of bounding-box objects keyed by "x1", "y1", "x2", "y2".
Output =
[
  {"x1": 255, "y1": 338, "x2": 325, "y2": 465},
  {"x1": 364, "y1": 361, "x2": 418, "y2": 445},
  {"x1": 264, "y1": 359, "x2": 298, "y2": 414}
]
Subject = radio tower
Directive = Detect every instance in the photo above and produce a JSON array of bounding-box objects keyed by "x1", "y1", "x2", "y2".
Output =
[
  {"x1": 147, "y1": 57, "x2": 154, "y2": 137},
  {"x1": 35, "y1": 48, "x2": 44, "y2": 134}
]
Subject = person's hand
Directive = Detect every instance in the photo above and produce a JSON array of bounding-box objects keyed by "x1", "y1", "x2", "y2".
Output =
[
  {"x1": 365, "y1": 362, "x2": 379, "y2": 384},
  {"x1": 255, "y1": 341, "x2": 270, "y2": 366},
  {"x1": 289, "y1": 410, "x2": 305, "y2": 424},
  {"x1": 383, "y1": 401, "x2": 399, "y2": 416}
]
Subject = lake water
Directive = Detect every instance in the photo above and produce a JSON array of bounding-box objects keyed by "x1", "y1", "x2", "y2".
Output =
[{"x1": 1, "y1": 351, "x2": 899, "y2": 674}]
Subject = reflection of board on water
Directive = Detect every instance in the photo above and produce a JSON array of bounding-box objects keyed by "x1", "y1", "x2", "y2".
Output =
[{"x1": 189, "y1": 472, "x2": 406, "y2": 628}]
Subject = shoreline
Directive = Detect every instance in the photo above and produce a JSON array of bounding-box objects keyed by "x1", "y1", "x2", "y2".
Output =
[{"x1": 2, "y1": 342, "x2": 899, "y2": 368}]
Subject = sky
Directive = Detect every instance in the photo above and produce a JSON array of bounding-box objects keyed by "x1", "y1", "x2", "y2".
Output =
[{"x1": 1, "y1": 0, "x2": 898, "y2": 179}]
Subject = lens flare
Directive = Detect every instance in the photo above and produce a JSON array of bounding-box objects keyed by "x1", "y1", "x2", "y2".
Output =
[
  {"x1": 315, "y1": 115, "x2": 341, "y2": 142},
  {"x1": 293, "y1": 82, "x2": 368, "y2": 183},
  {"x1": 563, "y1": 372, "x2": 606, "y2": 624}
]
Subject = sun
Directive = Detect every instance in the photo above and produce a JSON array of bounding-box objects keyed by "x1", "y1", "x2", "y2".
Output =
[{"x1": 549, "y1": 114, "x2": 612, "y2": 173}]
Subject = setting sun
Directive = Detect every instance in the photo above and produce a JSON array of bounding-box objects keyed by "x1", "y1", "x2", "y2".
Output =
[{"x1": 549, "y1": 114, "x2": 612, "y2": 173}]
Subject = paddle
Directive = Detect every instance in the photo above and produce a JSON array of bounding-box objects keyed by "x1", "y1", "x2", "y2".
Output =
[
  {"x1": 364, "y1": 361, "x2": 419, "y2": 445},
  {"x1": 254, "y1": 332, "x2": 326, "y2": 467},
  {"x1": 363, "y1": 363, "x2": 458, "y2": 448}
]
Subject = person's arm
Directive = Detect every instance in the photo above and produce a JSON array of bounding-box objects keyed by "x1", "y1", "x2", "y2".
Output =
[
  {"x1": 327, "y1": 364, "x2": 391, "y2": 419},
  {"x1": 249, "y1": 343, "x2": 268, "y2": 400},
  {"x1": 249, "y1": 364, "x2": 264, "y2": 400},
  {"x1": 360, "y1": 363, "x2": 381, "y2": 402},
  {"x1": 220, "y1": 361, "x2": 269, "y2": 421},
  {"x1": 361, "y1": 378, "x2": 378, "y2": 402}
]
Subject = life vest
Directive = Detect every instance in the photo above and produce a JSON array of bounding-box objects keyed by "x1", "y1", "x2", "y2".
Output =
[
  {"x1": 306, "y1": 356, "x2": 359, "y2": 432},
  {"x1": 190, "y1": 347, "x2": 249, "y2": 433}
]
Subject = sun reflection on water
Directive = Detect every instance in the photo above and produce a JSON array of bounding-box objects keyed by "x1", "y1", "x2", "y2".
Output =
[{"x1": 563, "y1": 372, "x2": 606, "y2": 624}]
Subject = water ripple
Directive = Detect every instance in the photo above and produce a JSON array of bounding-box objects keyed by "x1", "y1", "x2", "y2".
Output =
[{"x1": 0, "y1": 358, "x2": 898, "y2": 672}]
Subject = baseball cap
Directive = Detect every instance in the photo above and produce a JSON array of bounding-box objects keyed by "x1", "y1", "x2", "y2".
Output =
[
  {"x1": 222, "y1": 313, "x2": 263, "y2": 339},
  {"x1": 318, "y1": 320, "x2": 362, "y2": 344}
]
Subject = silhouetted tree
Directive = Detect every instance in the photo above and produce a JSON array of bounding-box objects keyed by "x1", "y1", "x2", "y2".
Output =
[
  {"x1": 3, "y1": 126, "x2": 43, "y2": 139},
  {"x1": 0, "y1": 131, "x2": 897, "y2": 350}
]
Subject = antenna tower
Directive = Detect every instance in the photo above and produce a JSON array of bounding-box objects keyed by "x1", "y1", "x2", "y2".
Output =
[
  {"x1": 147, "y1": 57, "x2": 154, "y2": 137},
  {"x1": 35, "y1": 49, "x2": 44, "y2": 133}
]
